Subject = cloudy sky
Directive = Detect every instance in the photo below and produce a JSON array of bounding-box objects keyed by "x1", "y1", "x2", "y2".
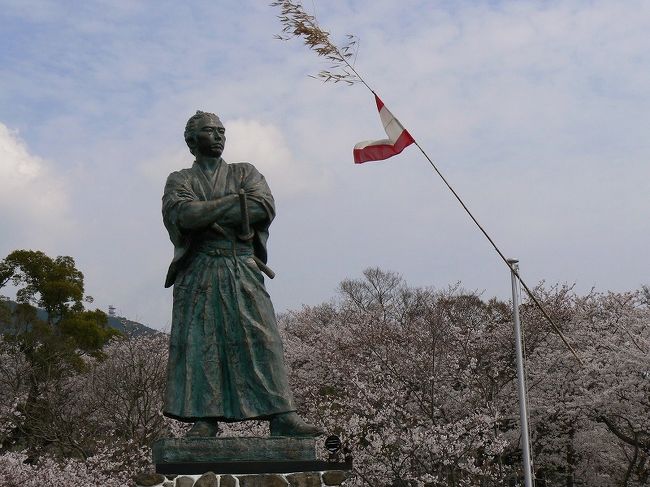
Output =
[{"x1": 1, "y1": 0, "x2": 648, "y2": 330}]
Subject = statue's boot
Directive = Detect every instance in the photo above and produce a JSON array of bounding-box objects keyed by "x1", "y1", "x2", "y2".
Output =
[
  {"x1": 186, "y1": 419, "x2": 219, "y2": 437},
  {"x1": 269, "y1": 412, "x2": 324, "y2": 437}
]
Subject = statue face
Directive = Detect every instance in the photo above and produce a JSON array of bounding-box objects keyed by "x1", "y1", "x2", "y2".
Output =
[{"x1": 195, "y1": 118, "x2": 226, "y2": 158}]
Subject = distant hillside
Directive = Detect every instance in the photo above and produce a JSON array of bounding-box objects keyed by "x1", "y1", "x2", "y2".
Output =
[
  {"x1": 0, "y1": 299, "x2": 160, "y2": 337},
  {"x1": 106, "y1": 314, "x2": 161, "y2": 337}
]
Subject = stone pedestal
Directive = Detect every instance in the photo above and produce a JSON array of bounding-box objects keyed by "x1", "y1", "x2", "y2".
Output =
[
  {"x1": 154, "y1": 437, "x2": 316, "y2": 467},
  {"x1": 138, "y1": 437, "x2": 352, "y2": 486},
  {"x1": 135, "y1": 470, "x2": 350, "y2": 487}
]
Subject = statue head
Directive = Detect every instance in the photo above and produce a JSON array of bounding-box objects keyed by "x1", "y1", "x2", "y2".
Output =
[{"x1": 184, "y1": 110, "x2": 225, "y2": 157}]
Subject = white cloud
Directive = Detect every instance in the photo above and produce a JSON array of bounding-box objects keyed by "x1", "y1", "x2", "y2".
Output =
[
  {"x1": 138, "y1": 146, "x2": 188, "y2": 188},
  {"x1": 224, "y1": 118, "x2": 325, "y2": 197},
  {"x1": 0, "y1": 123, "x2": 72, "y2": 246}
]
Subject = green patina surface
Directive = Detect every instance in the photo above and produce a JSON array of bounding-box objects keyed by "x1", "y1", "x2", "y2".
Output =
[{"x1": 162, "y1": 111, "x2": 295, "y2": 422}]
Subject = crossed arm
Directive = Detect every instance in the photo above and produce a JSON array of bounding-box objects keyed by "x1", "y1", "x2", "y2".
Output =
[{"x1": 178, "y1": 194, "x2": 268, "y2": 231}]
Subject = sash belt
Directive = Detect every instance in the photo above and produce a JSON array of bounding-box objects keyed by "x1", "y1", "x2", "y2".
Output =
[{"x1": 196, "y1": 241, "x2": 253, "y2": 257}]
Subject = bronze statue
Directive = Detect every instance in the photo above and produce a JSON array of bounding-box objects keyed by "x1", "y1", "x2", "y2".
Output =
[{"x1": 162, "y1": 111, "x2": 322, "y2": 437}]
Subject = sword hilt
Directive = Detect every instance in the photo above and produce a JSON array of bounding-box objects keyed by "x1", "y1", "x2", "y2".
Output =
[{"x1": 237, "y1": 189, "x2": 255, "y2": 241}]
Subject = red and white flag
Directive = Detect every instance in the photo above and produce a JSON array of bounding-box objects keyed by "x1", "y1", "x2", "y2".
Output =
[{"x1": 353, "y1": 94, "x2": 415, "y2": 164}]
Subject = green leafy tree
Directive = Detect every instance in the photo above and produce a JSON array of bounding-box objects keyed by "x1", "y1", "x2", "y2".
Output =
[
  {"x1": 0, "y1": 250, "x2": 122, "y2": 458},
  {"x1": 0, "y1": 249, "x2": 121, "y2": 368},
  {"x1": 0, "y1": 297, "x2": 11, "y2": 330},
  {"x1": 59, "y1": 309, "x2": 119, "y2": 356},
  {"x1": 0, "y1": 250, "x2": 86, "y2": 326},
  {"x1": 0, "y1": 250, "x2": 119, "y2": 355}
]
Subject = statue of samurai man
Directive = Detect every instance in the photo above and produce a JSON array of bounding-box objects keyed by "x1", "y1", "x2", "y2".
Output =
[{"x1": 162, "y1": 110, "x2": 323, "y2": 438}]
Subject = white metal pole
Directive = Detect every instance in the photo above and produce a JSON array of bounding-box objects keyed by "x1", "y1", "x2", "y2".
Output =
[{"x1": 508, "y1": 258, "x2": 534, "y2": 487}]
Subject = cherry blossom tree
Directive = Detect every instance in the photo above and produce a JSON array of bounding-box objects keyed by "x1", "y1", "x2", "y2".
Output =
[
  {"x1": 281, "y1": 269, "x2": 513, "y2": 486},
  {"x1": 282, "y1": 270, "x2": 650, "y2": 486},
  {"x1": 1, "y1": 267, "x2": 648, "y2": 486}
]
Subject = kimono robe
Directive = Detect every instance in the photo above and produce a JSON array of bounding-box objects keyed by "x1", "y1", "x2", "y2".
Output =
[{"x1": 161, "y1": 160, "x2": 295, "y2": 422}]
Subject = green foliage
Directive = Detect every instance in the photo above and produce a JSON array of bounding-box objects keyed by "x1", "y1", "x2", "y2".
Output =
[
  {"x1": 59, "y1": 309, "x2": 120, "y2": 357},
  {"x1": 1, "y1": 250, "x2": 85, "y2": 325},
  {"x1": 0, "y1": 302, "x2": 40, "y2": 336},
  {"x1": 0, "y1": 298, "x2": 11, "y2": 328},
  {"x1": 0, "y1": 249, "x2": 122, "y2": 370}
]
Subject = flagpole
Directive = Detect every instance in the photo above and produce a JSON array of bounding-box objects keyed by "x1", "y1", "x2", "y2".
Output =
[{"x1": 508, "y1": 259, "x2": 534, "y2": 487}]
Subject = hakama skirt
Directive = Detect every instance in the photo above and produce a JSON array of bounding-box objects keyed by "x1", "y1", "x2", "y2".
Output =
[{"x1": 163, "y1": 243, "x2": 295, "y2": 422}]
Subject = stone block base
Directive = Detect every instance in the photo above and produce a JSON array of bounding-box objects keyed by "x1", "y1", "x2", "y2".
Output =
[
  {"x1": 153, "y1": 437, "x2": 317, "y2": 464},
  {"x1": 134, "y1": 470, "x2": 350, "y2": 487}
]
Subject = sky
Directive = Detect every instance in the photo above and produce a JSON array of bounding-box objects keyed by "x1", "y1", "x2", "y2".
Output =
[{"x1": 1, "y1": 0, "x2": 649, "y2": 331}]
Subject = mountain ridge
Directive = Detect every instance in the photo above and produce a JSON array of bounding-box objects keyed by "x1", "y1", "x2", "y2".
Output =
[{"x1": 0, "y1": 298, "x2": 161, "y2": 337}]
